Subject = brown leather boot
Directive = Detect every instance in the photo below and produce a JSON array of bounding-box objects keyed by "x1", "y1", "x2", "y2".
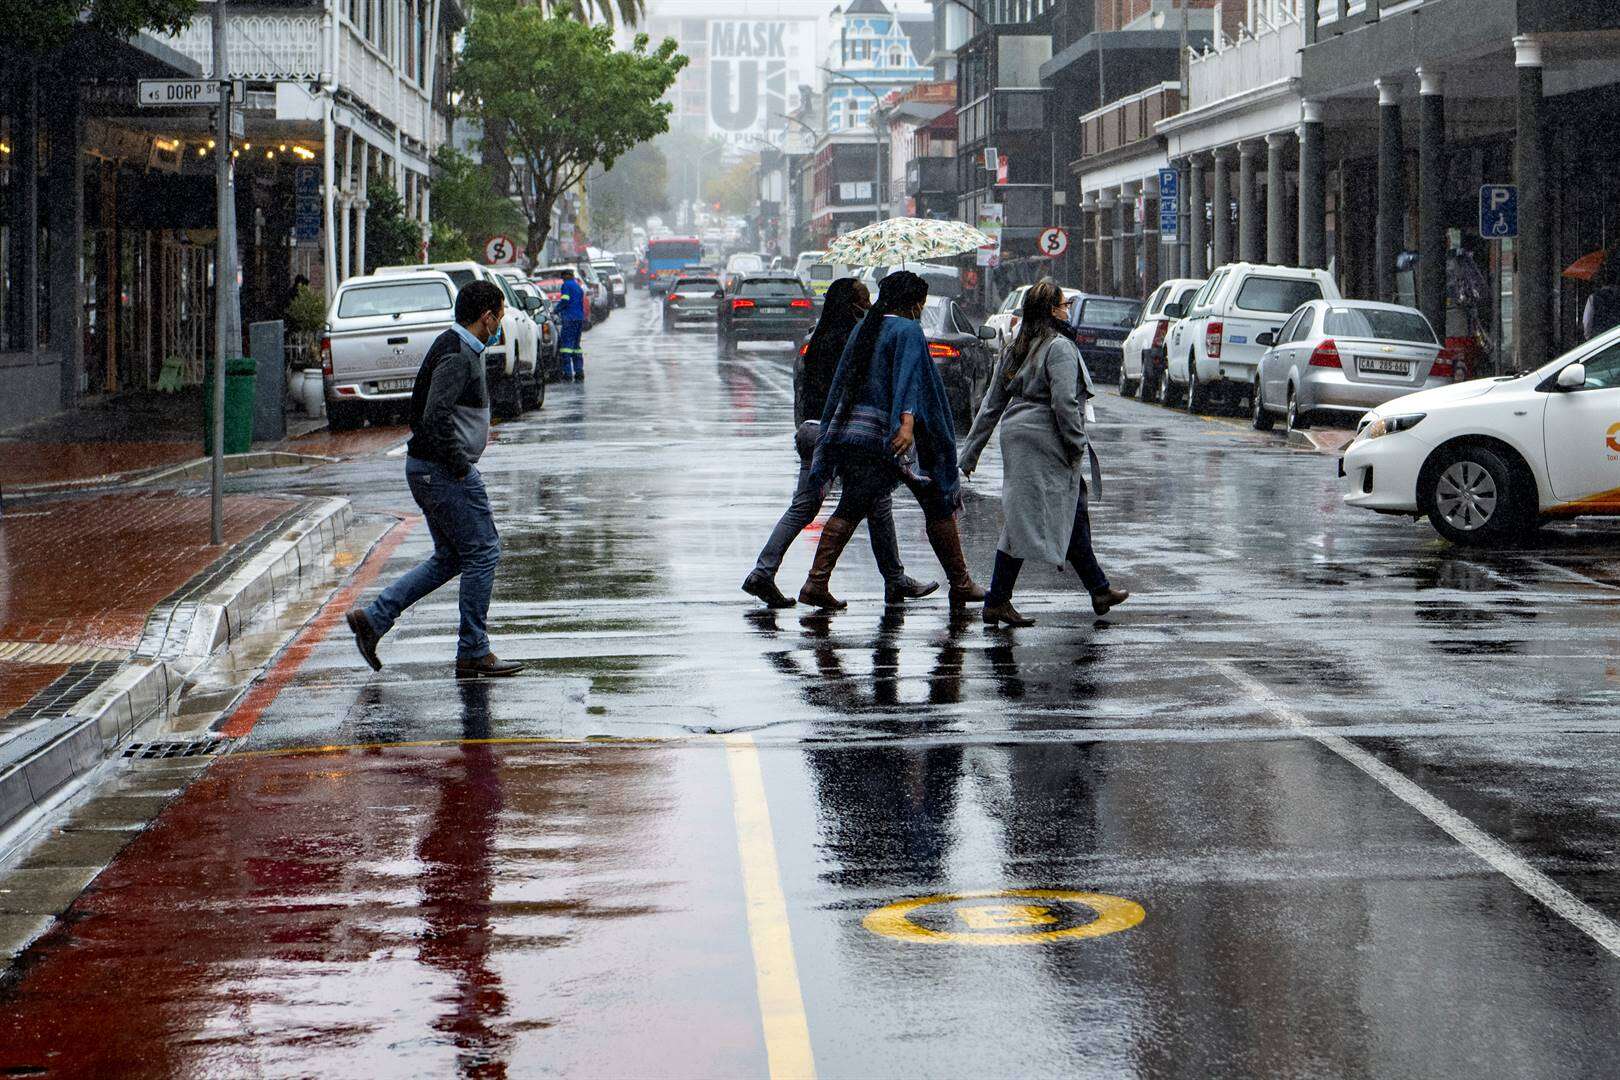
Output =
[
  {"x1": 924, "y1": 517, "x2": 986, "y2": 610},
  {"x1": 983, "y1": 599, "x2": 1035, "y2": 627},
  {"x1": 799, "y1": 517, "x2": 857, "y2": 610}
]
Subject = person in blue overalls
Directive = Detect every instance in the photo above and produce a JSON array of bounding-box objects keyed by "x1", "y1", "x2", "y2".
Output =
[{"x1": 557, "y1": 268, "x2": 587, "y2": 381}]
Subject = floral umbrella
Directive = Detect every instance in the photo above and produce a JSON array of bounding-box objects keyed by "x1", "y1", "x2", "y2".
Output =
[{"x1": 824, "y1": 217, "x2": 995, "y2": 268}]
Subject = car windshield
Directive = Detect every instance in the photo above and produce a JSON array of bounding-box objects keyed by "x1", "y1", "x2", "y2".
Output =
[
  {"x1": 1323, "y1": 307, "x2": 1436, "y2": 342},
  {"x1": 673, "y1": 278, "x2": 720, "y2": 292},
  {"x1": 1078, "y1": 299, "x2": 1142, "y2": 327},
  {"x1": 1234, "y1": 276, "x2": 1324, "y2": 314},
  {"x1": 740, "y1": 279, "x2": 806, "y2": 296},
  {"x1": 919, "y1": 297, "x2": 950, "y2": 332},
  {"x1": 337, "y1": 281, "x2": 453, "y2": 318}
]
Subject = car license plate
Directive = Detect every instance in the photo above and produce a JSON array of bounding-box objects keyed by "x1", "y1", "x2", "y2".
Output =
[
  {"x1": 377, "y1": 378, "x2": 414, "y2": 392},
  {"x1": 1100, "y1": 338, "x2": 1122, "y2": 348},
  {"x1": 1358, "y1": 357, "x2": 1410, "y2": 376}
]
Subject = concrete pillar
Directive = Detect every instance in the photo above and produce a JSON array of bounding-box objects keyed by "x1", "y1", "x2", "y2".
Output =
[
  {"x1": 1211, "y1": 149, "x2": 1232, "y2": 267},
  {"x1": 1376, "y1": 78, "x2": 1404, "y2": 302},
  {"x1": 1515, "y1": 36, "x2": 1550, "y2": 368},
  {"x1": 1298, "y1": 100, "x2": 1327, "y2": 269},
  {"x1": 1178, "y1": 158, "x2": 1193, "y2": 276},
  {"x1": 356, "y1": 146, "x2": 371, "y2": 275},
  {"x1": 1266, "y1": 133, "x2": 1290, "y2": 265},
  {"x1": 1081, "y1": 195, "x2": 1098, "y2": 293},
  {"x1": 1119, "y1": 184, "x2": 1137, "y2": 297},
  {"x1": 1144, "y1": 174, "x2": 1161, "y2": 293},
  {"x1": 1189, "y1": 156, "x2": 1208, "y2": 277},
  {"x1": 339, "y1": 132, "x2": 353, "y2": 282},
  {"x1": 51, "y1": 80, "x2": 84, "y2": 406},
  {"x1": 1417, "y1": 67, "x2": 1447, "y2": 339},
  {"x1": 1239, "y1": 141, "x2": 1262, "y2": 263},
  {"x1": 19, "y1": 72, "x2": 38, "y2": 352},
  {"x1": 1098, "y1": 190, "x2": 1117, "y2": 295}
]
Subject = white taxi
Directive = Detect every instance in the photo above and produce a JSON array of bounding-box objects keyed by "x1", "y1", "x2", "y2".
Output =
[{"x1": 1341, "y1": 324, "x2": 1620, "y2": 545}]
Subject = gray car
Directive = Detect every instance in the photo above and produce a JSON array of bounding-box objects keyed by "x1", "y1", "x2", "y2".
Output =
[
  {"x1": 662, "y1": 274, "x2": 723, "y2": 330},
  {"x1": 1252, "y1": 299, "x2": 1453, "y2": 432}
]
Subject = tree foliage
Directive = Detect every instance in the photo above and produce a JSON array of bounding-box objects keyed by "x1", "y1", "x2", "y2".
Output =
[
  {"x1": 428, "y1": 148, "x2": 526, "y2": 262},
  {"x1": 5, "y1": 0, "x2": 196, "y2": 53},
  {"x1": 457, "y1": 5, "x2": 687, "y2": 258},
  {"x1": 705, "y1": 158, "x2": 759, "y2": 218},
  {"x1": 363, "y1": 181, "x2": 423, "y2": 273}
]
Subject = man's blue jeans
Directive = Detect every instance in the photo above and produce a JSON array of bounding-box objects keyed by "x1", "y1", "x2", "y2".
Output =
[{"x1": 366, "y1": 457, "x2": 501, "y2": 660}]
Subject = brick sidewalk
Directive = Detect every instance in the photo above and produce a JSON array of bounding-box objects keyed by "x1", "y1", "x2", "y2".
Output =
[{"x1": 0, "y1": 492, "x2": 295, "y2": 719}]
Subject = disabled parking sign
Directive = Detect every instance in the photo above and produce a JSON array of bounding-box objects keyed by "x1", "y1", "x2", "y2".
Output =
[{"x1": 1480, "y1": 185, "x2": 1518, "y2": 240}]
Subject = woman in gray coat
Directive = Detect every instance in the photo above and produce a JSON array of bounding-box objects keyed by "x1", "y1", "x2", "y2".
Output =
[{"x1": 958, "y1": 279, "x2": 1129, "y2": 627}]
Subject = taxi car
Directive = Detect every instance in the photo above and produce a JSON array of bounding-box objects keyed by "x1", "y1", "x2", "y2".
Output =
[{"x1": 1341, "y1": 324, "x2": 1620, "y2": 545}]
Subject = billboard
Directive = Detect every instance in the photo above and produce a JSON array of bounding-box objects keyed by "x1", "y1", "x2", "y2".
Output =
[{"x1": 706, "y1": 19, "x2": 817, "y2": 141}]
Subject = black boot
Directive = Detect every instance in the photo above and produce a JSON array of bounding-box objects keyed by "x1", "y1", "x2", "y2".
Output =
[
  {"x1": 743, "y1": 569, "x2": 796, "y2": 609},
  {"x1": 884, "y1": 573, "x2": 940, "y2": 604}
]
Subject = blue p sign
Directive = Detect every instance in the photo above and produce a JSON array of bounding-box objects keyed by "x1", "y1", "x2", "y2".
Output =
[{"x1": 1480, "y1": 184, "x2": 1518, "y2": 240}]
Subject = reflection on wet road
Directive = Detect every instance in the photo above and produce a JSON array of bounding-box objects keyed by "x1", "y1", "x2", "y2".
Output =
[{"x1": 7, "y1": 295, "x2": 1620, "y2": 1076}]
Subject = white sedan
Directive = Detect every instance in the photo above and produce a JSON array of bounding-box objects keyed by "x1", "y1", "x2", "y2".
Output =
[
  {"x1": 1341, "y1": 325, "x2": 1620, "y2": 545},
  {"x1": 985, "y1": 285, "x2": 1084, "y2": 354}
]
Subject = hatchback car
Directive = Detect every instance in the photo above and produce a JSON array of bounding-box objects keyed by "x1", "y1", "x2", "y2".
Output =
[
  {"x1": 717, "y1": 274, "x2": 815, "y2": 355},
  {"x1": 1253, "y1": 300, "x2": 1454, "y2": 433},
  {"x1": 1341, "y1": 323, "x2": 1620, "y2": 545},
  {"x1": 1067, "y1": 295, "x2": 1144, "y2": 384},
  {"x1": 664, "y1": 275, "x2": 724, "y2": 330},
  {"x1": 919, "y1": 295, "x2": 998, "y2": 429}
]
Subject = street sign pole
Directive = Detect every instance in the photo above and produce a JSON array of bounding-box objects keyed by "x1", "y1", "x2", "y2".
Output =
[{"x1": 211, "y1": 0, "x2": 229, "y2": 545}]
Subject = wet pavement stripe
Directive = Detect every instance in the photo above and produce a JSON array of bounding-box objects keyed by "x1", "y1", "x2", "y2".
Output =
[
  {"x1": 1214, "y1": 659, "x2": 1620, "y2": 959},
  {"x1": 723, "y1": 733, "x2": 817, "y2": 1080},
  {"x1": 221, "y1": 516, "x2": 417, "y2": 739}
]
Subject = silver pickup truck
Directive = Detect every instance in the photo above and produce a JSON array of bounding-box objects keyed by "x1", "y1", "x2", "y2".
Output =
[{"x1": 321, "y1": 272, "x2": 457, "y2": 431}]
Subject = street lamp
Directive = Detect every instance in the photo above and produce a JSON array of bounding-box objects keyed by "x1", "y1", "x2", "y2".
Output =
[{"x1": 820, "y1": 66, "x2": 890, "y2": 223}]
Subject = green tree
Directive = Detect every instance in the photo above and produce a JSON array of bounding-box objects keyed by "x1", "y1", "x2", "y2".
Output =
[
  {"x1": 458, "y1": 5, "x2": 687, "y2": 259},
  {"x1": 363, "y1": 181, "x2": 424, "y2": 273},
  {"x1": 589, "y1": 187, "x2": 627, "y2": 249},
  {"x1": 593, "y1": 140, "x2": 669, "y2": 226},
  {"x1": 428, "y1": 148, "x2": 525, "y2": 262},
  {"x1": 705, "y1": 158, "x2": 758, "y2": 217},
  {"x1": 6, "y1": 0, "x2": 196, "y2": 52}
]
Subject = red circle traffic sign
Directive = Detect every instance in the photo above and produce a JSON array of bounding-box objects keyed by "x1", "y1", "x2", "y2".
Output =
[
  {"x1": 1038, "y1": 227, "x2": 1069, "y2": 258},
  {"x1": 484, "y1": 235, "x2": 518, "y2": 265}
]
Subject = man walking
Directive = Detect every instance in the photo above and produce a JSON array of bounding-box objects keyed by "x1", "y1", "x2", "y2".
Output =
[
  {"x1": 557, "y1": 268, "x2": 586, "y2": 381},
  {"x1": 345, "y1": 280, "x2": 524, "y2": 679}
]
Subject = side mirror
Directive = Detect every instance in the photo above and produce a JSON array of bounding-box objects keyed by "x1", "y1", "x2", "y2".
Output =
[
  {"x1": 977, "y1": 325, "x2": 997, "y2": 340},
  {"x1": 1557, "y1": 363, "x2": 1587, "y2": 390},
  {"x1": 524, "y1": 297, "x2": 542, "y2": 314},
  {"x1": 1256, "y1": 330, "x2": 1276, "y2": 348},
  {"x1": 1163, "y1": 302, "x2": 1185, "y2": 319}
]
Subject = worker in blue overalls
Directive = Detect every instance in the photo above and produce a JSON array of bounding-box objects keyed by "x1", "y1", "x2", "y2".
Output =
[{"x1": 558, "y1": 268, "x2": 587, "y2": 381}]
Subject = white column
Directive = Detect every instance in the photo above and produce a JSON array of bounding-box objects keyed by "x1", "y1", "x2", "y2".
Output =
[{"x1": 356, "y1": 145, "x2": 370, "y2": 275}]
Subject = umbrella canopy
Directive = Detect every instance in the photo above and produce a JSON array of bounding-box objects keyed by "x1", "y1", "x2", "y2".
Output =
[
  {"x1": 1563, "y1": 249, "x2": 1609, "y2": 281},
  {"x1": 825, "y1": 217, "x2": 995, "y2": 268}
]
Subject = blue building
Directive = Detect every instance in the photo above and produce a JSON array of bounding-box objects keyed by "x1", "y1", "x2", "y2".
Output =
[{"x1": 823, "y1": 0, "x2": 935, "y2": 134}]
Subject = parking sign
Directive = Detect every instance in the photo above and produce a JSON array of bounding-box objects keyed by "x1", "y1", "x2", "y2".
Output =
[{"x1": 1479, "y1": 185, "x2": 1518, "y2": 240}]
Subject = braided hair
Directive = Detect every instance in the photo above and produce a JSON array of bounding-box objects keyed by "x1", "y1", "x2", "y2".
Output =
[{"x1": 834, "y1": 270, "x2": 930, "y2": 420}]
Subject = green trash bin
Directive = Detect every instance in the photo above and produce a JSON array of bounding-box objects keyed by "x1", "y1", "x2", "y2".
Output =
[{"x1": 203, "y1": 356, "x2": 258, "y2": 455}]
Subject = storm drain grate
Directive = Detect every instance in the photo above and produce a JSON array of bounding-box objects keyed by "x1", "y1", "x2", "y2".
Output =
[{"x1": 122, "y1": 738, "x2": 232, "y2": 760}]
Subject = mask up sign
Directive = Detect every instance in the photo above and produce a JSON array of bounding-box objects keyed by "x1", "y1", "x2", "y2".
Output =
[{"x1": 708, "y1": 19, "x2": 817, "y2": 141}]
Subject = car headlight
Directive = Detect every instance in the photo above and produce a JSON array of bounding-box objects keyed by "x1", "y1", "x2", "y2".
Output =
[{"x1": 1355, "y1": 412, "x2": 1425, "y2": 443}]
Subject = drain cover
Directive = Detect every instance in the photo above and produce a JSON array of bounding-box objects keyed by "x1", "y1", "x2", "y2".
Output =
[{"x1": 122, "y1": 738, "x2": 231, "y2": 760}]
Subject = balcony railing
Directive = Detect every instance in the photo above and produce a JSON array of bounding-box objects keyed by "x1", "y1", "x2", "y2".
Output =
[
  {"x1": 907, "y1": 157, "x2": 957, "y2": 196},
  {"x1": 958, "y1": 88, "x2": 1046, "y2": 146},
  {"x1": 161, "y1": 12, "x2": 322, "y2": 78},
  {"x1": 1079, "y1": 82, "x2": 1180, "y2": 160},
  {"x1": 1188, "y1": 10, "x2": 1302, "y2": 110}
]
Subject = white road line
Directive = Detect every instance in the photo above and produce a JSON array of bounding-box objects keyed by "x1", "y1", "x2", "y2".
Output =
[{"x1": 1213, "y1": 659, "x2": 1620, "y2": 960}]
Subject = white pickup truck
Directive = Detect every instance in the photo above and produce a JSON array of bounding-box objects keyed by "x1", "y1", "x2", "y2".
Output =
[
  {"x1": 321, "y1": 272, "x2": 459, "y2": 431},
  {"x1": 1163, "y1": 263, "x2": 1340, "y2": 413}
]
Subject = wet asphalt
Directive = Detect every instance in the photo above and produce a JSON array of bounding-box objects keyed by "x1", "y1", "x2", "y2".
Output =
[{"x1": 6, "y1": 294, "x2": 1620, "y2": 1077}]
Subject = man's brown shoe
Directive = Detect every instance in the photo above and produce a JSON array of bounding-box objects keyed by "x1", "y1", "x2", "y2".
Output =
[
  {"x1": 346, "y1": 608, "x2": 382, "y2": 671},
  {"x1": 455, "y1": 653, "x2": 525, "y2": 678}
]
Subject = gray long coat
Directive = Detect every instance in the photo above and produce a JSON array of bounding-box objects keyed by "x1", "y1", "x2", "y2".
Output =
[{"x1": 958, "y1": 333, "x2": 1091, "y2": 565}]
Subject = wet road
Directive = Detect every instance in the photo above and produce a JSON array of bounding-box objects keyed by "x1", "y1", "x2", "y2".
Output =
[{"x1": 7, "y1": 295, "x2": 1620, "y2": 1077}]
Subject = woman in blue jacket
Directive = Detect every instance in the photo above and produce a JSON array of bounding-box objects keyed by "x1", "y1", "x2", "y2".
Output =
[{"x1": 797, "y1": 271, "x2": 985, "y2": 611}]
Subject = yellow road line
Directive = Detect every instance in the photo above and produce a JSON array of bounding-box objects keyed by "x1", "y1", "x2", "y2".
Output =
[{"x1": 723, "y1": 732, "x2": 817, "y2": 1080}]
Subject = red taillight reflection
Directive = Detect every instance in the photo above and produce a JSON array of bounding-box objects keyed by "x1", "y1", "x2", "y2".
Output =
[
  {"x1": 799, "y1": 344, "x2": 809, "y2": 357},
  {"x1": 928, "y1": 342, "x2": 960, "y2": 359},
  {"x1": 1151, "y1": 321, "x2": 1169, "y2": 348},
  {"x1": 1309, "y1": 339, "x2": 1342, "y2": 368},
  {"x1": 1205, "y1": 321, "x2": 1224, "y2": 359},
  {"x1": 1430, "y1": 346, "x2": 1457, "y2": 379},
  {"x1": 732, "y1": 298, "x2": 756, "y2": 311}
]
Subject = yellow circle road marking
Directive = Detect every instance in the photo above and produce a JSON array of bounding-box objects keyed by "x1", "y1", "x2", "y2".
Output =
[{"x1": 863, "y1": 889, "x2": 1144, "y2": 945}]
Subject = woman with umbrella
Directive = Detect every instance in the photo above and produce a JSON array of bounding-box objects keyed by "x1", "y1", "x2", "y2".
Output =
[
  {"x1": 796, "y1": 270, "x2": 985, "y2": 611},
  {"x1": 958, "y1": 278, "x2": 1128, "y2": 626},
  {"x1": 741, "y1": 278, "x2": 939, "y2": 609}
]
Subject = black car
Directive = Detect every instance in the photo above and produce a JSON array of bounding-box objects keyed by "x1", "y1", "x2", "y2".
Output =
[
  {"x1": 718, "y1": 274, "x2": 815, "y2": 356},
  {"x1": 1067, "y1": 294, "x2": 1144, "y2": 383},
  {"x1": 919, "y1": 295, "x2": 997, "y2": 429}
]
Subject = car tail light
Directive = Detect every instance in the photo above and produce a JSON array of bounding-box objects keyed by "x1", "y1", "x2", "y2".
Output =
[
  {"x1": 1309, "y1": 338, "x2": 1342, "y2": 368},
  {"x1": 732, "y1": 298, "x2": 756, "y2": 311},
  {"x1": 1073, "y1": 332, "x2": 1096, "y2": 346},
  {"x1": 799, "y1": 344, "x2": 809, "y2": 357},
  {"x1": 1009, "y1": 315, "x2": 1021, "y2": 334},
  {"x1": 790, "y1": 297, "x2": 812, "y2": 309},
  {"x1": 1151, "y1": 320, "x2": 1169, "y2": 348},
  {"x1": 1205, "y1": 321, "x2": 1223, "y2": 359},
  {"x1": 667, "y1": 293, "x2": 683, "y2": 304},
  {"x1": 928, "y1": 342, "x2": 961, "y2": 360},
  {"x1": 320, "y1": 336, "x2": 332, "y2": 378},
  {"x1": 1430, "y1": 346, "x2": 1457, "y2": 379}
]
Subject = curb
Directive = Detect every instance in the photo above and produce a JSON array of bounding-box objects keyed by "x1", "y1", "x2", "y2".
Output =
[
  {"x1": 0, "y1": 497, "x2": 354, "y2": 841},
  {"x1": 5, "y1": 451, "x2": 339, "y2": 500}
]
